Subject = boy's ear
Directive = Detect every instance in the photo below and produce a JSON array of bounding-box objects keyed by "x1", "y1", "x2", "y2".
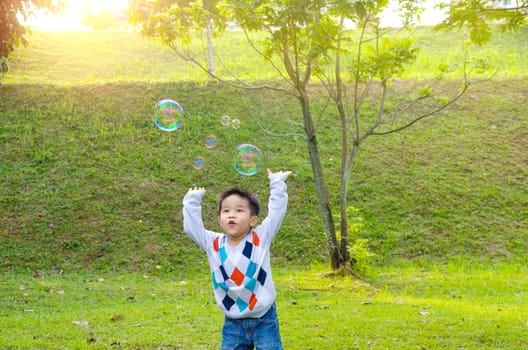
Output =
[
  {"x1": 250, "y1": 215, "x2": 258, "y2": 227},
  {"x1": 217, "y1": 216, "x2": 222, "y2": 226}
]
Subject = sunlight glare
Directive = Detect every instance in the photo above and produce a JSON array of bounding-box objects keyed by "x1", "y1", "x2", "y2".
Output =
[{"x1": 26, "y1": 0, "x2": 129, "y2": 31}]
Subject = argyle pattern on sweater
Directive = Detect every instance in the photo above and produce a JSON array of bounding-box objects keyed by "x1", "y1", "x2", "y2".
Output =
[{"x1": 211, "y1": 231, "x2": 270, "y2": 313}]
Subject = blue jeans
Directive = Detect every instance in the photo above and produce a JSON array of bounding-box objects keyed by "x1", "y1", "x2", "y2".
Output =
[{"x1": 221, "y1": 303, "x2": 283, "y2": 350}]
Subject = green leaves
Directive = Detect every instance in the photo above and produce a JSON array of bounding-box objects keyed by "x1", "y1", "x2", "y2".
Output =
[
  {"x1": 0, "y1": 0, "x2": 64, "y2": 60},
  {"x1": 360, "y1": 36, "x2": 419, "y2": 81},
  {"x1": 435, "y1": 0, "x2": 528, "y2": 45},
  {"x1": 129, "y1": 0, "x2": 229, "y2": 45}
]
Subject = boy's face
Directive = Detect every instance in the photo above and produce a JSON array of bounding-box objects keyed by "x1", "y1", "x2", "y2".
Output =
[{"x1": 217, "y1": 194, "x2": 258, "y2": 245}]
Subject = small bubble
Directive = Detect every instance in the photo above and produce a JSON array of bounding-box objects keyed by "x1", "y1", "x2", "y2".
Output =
[
  {"x1": 205, "y1": 135, "x2": 217, "y2": 148},
  {"x1": 193, "y1": 157, "x2": 205, "y2": 169},
  {"x1": 220, "y1": 115, "x2": 231, "y2": 126},
  {"x1": 231, "y1": 119, "x2": 240, "y2": 129}
]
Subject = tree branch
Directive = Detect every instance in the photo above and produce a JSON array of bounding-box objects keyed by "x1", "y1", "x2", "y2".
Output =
[
  {"x1": 370, "y1": 80, "x2": 470, "y2": 136},
  {"x1": 242, "y1": 29, "x2": 292, "y2": 85},
  {"x1": 167, "y1": 41, "x2": 297, "y2": 97}
]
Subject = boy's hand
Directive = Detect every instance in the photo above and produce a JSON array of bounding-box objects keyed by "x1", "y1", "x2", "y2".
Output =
[
  {"x1": 267, "y1": 169, "x2": 292, "y2": 182},
  {"x1": 187, "y1": 187, "x2": 206, "y2": 199}
]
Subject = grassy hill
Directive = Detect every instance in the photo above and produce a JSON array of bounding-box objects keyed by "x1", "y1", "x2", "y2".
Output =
[{"x1": 1, "y1": 29, "x2": 527, "y2": 273}]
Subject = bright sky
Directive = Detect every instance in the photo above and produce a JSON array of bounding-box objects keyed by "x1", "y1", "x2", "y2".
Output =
[
  {"x1": 26, "y1": 0, "x2": 129, "y2": 31},
  {"x1": 380, "y1": 0, "x2": 446, "y2": 27}
]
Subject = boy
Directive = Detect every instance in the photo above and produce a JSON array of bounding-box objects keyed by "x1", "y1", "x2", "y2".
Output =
[{"x1": 182, "y1": 169, "x2": 291, "y2": 350}]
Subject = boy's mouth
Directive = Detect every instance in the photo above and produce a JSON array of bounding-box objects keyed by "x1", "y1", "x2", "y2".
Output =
[{"x1": 228, "y1": 220, "x2": 236, "y2": 225}]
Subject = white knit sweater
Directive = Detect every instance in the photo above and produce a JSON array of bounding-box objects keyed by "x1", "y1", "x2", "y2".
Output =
[{"x1": 182, "y1": 173, "x2": 288, "y2": 319}]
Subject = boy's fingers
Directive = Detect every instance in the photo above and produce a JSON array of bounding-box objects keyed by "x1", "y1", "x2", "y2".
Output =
[
  {"x1": 268, "y1": 169, "x2": 291, "y2": 175},
  {"x1": 188, "y1": 187, "x2": 206, "y2": 192}
]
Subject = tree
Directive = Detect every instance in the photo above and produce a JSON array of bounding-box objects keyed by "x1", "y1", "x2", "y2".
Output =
[
  {"x1": 436, "y1": 0, "x2": 528, "y2": 45},
  {"x1": 129, "y1": 0, "x2": 493, "y2": 270},
  {"x1": 0, "y1": 0, "x2": 64, "y2": 69},
  {"x1": 129, "y1": 0, "x2": 228, "y2": 75}
]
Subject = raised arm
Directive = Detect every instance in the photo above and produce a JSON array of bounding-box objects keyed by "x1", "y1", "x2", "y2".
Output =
[
  {"x1": 182, "y1": 187, "x2": 215, "y2": 251},
  {"x1": 259, "y1": 169, "x2": 292, "y2": 241}
]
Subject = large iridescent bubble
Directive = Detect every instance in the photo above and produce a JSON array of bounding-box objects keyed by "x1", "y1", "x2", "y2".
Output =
[
  {"x1": 154, "y1": 99, "x2": 183, "y2": 131},
  {"x1": 233, "y1": 144, "x2": 263, "y2": 176}
]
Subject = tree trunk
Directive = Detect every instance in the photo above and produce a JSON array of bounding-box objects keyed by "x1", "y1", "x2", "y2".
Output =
[
  {"x1": 205, "y1": 15, "x2": 215, "y2": 75},
  {"x1": 338, "y1": 144, "x2": 359, "y2": 266},
  {"x1": 336, "y1": 33, "x2": 352, "y2": 267},
  {"x1": 298, "y1": 92, "x2": 341, "y2": 268}
]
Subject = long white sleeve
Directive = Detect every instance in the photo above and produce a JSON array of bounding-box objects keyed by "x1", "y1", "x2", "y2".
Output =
[{"x1": 182, "y1": 189, "x2": 218, "y2": 253}]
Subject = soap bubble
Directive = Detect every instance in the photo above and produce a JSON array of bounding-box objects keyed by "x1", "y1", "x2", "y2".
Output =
[
  {"x1": 233, "y1": 144, "x2": 262, "y2": 176},
  {"x1": 193, "y1": 157, "x2": 205, "y2": 169},
  {"x1": 220, "y1": 115, "x2": 231, "y2": 126},
  {"x1": 154, "y1": 99, "x2": 183, "y2": 131},
  {"x1": 205, "y1": 135, "x2": 217, "y2": 148},
  {"x1": 231, "y1": 119, "x2": 240, "y2": 129}
]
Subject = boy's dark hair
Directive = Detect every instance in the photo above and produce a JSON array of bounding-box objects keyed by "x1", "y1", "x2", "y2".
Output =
[{"x1": 218, "y1": 188, "x2": 260, "y2": 216}]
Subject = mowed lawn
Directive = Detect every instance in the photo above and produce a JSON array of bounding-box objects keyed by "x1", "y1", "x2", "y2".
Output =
[{"x1": 1, "y1": 263, "x2": 528, "y2": 349}]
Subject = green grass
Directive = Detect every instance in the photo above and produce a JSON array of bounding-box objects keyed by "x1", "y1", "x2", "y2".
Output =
[
  {"x1": 1, "y1": 262, "x2": 527, "y2": 349},
  {"x1": 1, "y1": 27, "x2": 527, "y2": 348},
  {"x1": 2, "y1": 31, "x2": 526, "y2": 271}
]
